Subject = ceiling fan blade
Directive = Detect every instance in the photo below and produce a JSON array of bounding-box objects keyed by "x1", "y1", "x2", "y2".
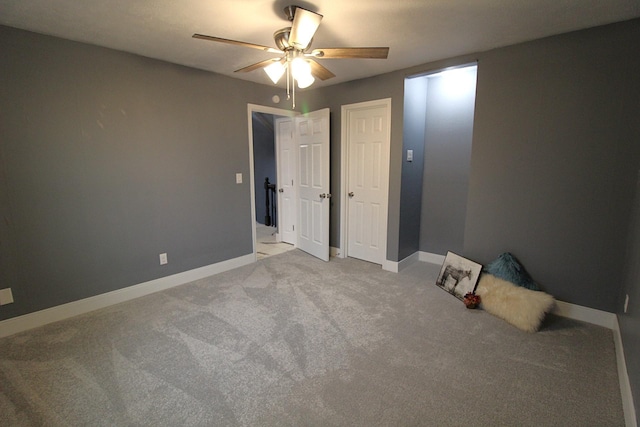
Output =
[
  {"x1": 192, "y1": 34, "x2": 282, "y2": 54},
  {"x1": 310, "y1": 47, "x2": 389, "y2": 59},
  {"x1": 235, "y1": 58, "x2": 281, "y2": 73},
  {"x1": 309, "y1": 59, "x2": 335, "y2": 81},
  {"x1": 289, "y1": 7, "x2": 323, "y2": 50}
]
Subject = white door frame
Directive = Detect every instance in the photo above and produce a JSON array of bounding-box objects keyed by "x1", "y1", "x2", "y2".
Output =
[
  {"x1": 247, "y1": 104, "x2": 297, "y2": 260},
  {"x1": 339, "y1": 98, "x2": 392, "y2": 263}
]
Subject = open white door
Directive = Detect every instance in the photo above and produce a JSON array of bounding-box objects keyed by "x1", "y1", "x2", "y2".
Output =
[
  {"x1": 296, "y1": 108, "x2": 330, "y2": 261},
  {"x1": 275, "y1": 117, "x2": 297, "y2": 245}
]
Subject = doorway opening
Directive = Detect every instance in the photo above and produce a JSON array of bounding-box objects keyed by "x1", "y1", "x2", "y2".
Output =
[
  {"x1": 404, "y1": 63, "x2": 478, "y2": 257},
  {"x1": 248, "y1": 105, "x2": 296, "y2": 260},
  {"x1": 248, "y1": 105, "x2": 332, "y2": 262}
]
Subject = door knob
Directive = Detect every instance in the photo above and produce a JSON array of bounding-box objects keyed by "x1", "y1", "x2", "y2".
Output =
[
  {"x1": 348, "y1": 192, "x2": 354, "y2": 198},
  {"x1": 278, "y1": 188, "x2": 284, "y2": 193},
  {"x1": 319, "y1": 193, "x2": 326, "y2": 199}
]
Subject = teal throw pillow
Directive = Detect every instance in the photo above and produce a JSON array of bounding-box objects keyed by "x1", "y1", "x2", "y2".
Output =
[{"x1": 483, "y1": 252, "x2": 540, "y2": 291}]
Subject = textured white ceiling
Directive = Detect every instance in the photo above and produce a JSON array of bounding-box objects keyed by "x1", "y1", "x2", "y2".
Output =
[{"x1": 1, "y1": 0, "x2": 639, "y2": 88}]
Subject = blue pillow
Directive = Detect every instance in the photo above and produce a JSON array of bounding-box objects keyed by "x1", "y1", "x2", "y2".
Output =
[{"x1": 483, "y1": 252, "x2": 540, "y2": 291}]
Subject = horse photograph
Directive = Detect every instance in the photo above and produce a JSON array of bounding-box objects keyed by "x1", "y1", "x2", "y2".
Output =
[{"x1": 435, "y1": 252, "x2": 483, "y2": 300}]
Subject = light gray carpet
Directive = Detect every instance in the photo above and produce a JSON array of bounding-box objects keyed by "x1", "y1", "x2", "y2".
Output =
[{"x1": 0, "y1": 250, "x2": 624, "y2": 426}]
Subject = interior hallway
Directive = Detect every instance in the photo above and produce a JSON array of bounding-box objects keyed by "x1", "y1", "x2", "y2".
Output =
[{"x1": 256, "y1": 223, "x2": 295, "y2": 260}]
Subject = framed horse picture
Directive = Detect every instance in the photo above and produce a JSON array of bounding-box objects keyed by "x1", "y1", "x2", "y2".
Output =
[{"x1": 435, "y1": 251, "x2": 483, "y2": 300}]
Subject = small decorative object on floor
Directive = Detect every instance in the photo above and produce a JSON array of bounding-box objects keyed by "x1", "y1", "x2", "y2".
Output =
[{"x1": 463, "y1": 293, "x2": 481, "y2": 309}]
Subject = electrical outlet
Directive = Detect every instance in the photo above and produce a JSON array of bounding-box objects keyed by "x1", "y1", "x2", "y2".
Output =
[
  {"x1": 159, "y1": 253, "x2": 168, "y2": 265},
  {"x1": 0, "y1": 288, "x2": 14, "y2": 305},
  {"x1": 624, "y1": 294, "x2": 630, "y2": 313}
]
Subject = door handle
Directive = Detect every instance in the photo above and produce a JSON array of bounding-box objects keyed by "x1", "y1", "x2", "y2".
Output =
[
  {"x1": 278, "y1": 188, "x2": 284, "y2": 193},
  {"x1": 348, "y1": 192, "x2": 354, "y2": 198},
  {"x1": 319, "y1": 193, "x2": 326, "y2": 199}
]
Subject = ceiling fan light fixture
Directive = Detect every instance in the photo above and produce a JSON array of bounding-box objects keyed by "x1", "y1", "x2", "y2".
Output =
[
  {"x1": 296, "y1": 73, "x2": 315, "y2": 89},
  {"x1": 264, "y1": 60, "x2": 286, "y2": 84},
  {"x1": 291, "y1": 57, "x2": 311, "y2": 80},
  {"x1": 193, "y1": 5, "x2": 389, "y2": 108},
  {"x1": 289, "y1": 7, "x2": 322, "y2": 49}
]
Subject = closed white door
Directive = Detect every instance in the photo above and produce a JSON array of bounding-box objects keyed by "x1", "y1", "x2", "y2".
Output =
[
  {"x1": 297, "y1": 108, "x2": 330, "y2": 262},
  {"x1": 346, "y1": 102, "x2": 390, "y2": 264},
  {"x1": 275, "y1": 117, "x2": 296, "y2": 245}
]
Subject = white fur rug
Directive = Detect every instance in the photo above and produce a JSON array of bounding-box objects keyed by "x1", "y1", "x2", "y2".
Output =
[{"x1": 476, "y1": 274, "x2": 555, "y2": 332}]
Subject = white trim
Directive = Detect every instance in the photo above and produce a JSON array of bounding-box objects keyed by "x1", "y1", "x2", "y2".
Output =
[
  {"x1": 552, "y1": 300, "x2": 617, "y2": 330},
  {"x1": 382, "y1": 251, "x2": 444, "y2": 273},
  {"x1": 419, "y1": 251, "x2": 446, "y2": 265},
  {"x1": 340, "y1": 98, "x2": 392, "y2": 265},
  {"x1": 382, "y1": 251, "x2": 422, "y2": 273},
  {"x1": 0, "y1": 253, "x2": 255, "y2": 339},
  {"x1": 541, "y1": 301, "x2": 636, "y2": 425},
  {"x1": 339, "y1": 105, "x2": 346, "y2": 258},
  {"x1": 399, "y1": 252, "x2": 421, "y2": 270},
  {"x1": 382, "y1": 259, "x2": 398, "y2": 273},
  {"x1": 613, "y1": 317, "x2": 638, "y2": 427}
]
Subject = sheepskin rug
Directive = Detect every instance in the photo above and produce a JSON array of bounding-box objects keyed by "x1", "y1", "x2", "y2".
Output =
[{"x1": 475, "y1": 274, "x2": 555, "y2": 332}]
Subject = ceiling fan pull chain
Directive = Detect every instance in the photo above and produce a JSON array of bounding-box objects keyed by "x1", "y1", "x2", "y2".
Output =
[
  {"x1": 286, "y1": 60, "x2": 291, "y2": 102},
  {"x1": 292, "y1": 71, "x2": 296, "y2": 108}
]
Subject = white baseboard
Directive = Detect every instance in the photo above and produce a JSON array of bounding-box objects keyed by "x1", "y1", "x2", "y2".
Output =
[
  {"x1": 612, "y1": 317, "x2": 638, "y2": 427},
  {"x1": 0, "y1": 253, "x2": 256, "y2": 339},
  {"x1": 552, "y1": 300, "x2": 617, "y2": 330},
  {"x1": 419, "y1": 251, "x2": 446, "y2": 265},
  {"x1": 382, "y1": 251, "x2": 421, "y2": 273},
  {"x1": 550, "y1": 302, "x2": 635, "y2": 426},
  {"x1": 381, "y1": 259, "x2": 397, "y2": 272}
]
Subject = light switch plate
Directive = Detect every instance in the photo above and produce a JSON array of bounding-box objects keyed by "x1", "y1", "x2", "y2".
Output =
[
  {"x1": 0, "y1": 288, "x2": 14, "y2": 305},
  {"x1": 407, "y1": 149, "x2": 413, "y2": 162},
  {"x1": 236, "y1": 173, "x2": 243, "y2": 184}
]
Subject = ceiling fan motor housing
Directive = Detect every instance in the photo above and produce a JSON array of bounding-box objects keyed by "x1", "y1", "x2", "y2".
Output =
[
  {"x1": 274, "y1": 28, "x2": 292, "y2": 51},
  {"x1": 283, "y1": 5, "x2": 298, "y2": 22}
]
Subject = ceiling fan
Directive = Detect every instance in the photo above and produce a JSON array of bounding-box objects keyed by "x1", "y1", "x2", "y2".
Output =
[{"x1": 193, "y1": 5, "x2": 389, "y2": 107}]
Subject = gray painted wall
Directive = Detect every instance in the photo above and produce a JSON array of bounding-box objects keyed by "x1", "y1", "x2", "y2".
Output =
[
  {"x1": 398, "y1": 77, "x2": 428, "y2": 260},
  {"x1": 0, "y1": 25, "x2": 277, "y2": 320},
  {"x1": 419, "y1": 67, "x2": 476, "y2": 255},
  {"x1": 464, "y1": 20, "x2": 640, "y2": 312}
]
